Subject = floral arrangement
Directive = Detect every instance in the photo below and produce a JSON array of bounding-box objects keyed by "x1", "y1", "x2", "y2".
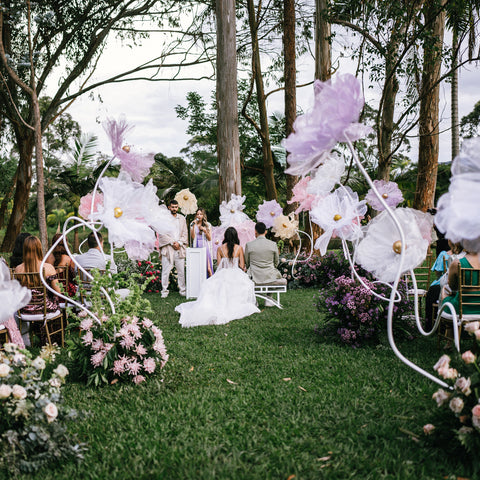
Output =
[
  {"x1": 67, "y1": 271, "x2": 168, "y2": 387},
  {"x1": 277, "y1": 254, "x2": 324, "y2": 289},
  {"x1": 0, "y1": 344, "x2": 84, "y2": 475},
  {"x1": 315, "y1": 274, "x2": 414, "y2": 347},
  {"x1": 175, "y1": 188, "x2": 198, "y2": 215},
  {"x1": 424, "y1": 325, "x2": 480, "y2": 461}
]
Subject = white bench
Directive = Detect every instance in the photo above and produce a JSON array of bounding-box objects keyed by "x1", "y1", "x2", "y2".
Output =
[{"x1": 254, "y1": 278, "x2": 287, "y2": 309}]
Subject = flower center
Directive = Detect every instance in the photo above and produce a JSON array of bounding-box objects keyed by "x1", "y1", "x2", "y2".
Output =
[
  {"x1": 183, "y1": 195, "x2": 189, "y2": 201},
  {"x1": 114, "y1": 207, "x2": 123, "y2": 218},
  {"x1": 333, "y1": 214, "x2": 342, "y2": 221},
  {"x1": 382, "y1": 193, "x2": 389, "y2": 199},
  {"x1": 392, "y1": 240, "x2": 402, "y2": 254},
  {"x1": 215, "y1": 240, "x2": 219, "y2": 245},
  {"x1": 122, "y1": 145, "x2": 130, "y2": 153},
  {"x1": 270, "y1": 211, "x2": 275, "y2": 216},
  {"x1": 230, "y1": 209, "x2": 235, "y2": 213},
  {"x1": 282, "y1": 223, "x2": 288, "y2": 228}
]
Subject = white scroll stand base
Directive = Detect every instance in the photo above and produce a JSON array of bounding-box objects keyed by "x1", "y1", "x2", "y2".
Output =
[{"x1": 186, "y1": 247, "x2": 207, "y2": 299}]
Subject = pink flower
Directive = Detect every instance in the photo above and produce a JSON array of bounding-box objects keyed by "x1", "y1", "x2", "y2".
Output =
[
  {"x1": 112, "y1": 360, "x2": 126, "y2": 375},
  {"x1": 464, "y1": 322, "x2": 480, "y2": 333},
  {"x1": 79, "y1": 192, "x2": 104, "y2": 220},
  {"x1": 365, "y1": 180, "x2": 404, "y2": 211},
  {"x1": 127, "y1": 323, "x2": 142, "y2": 339},
  {"x1": 78, "y1": 310, "x2": 88, "y2": 318},
  {"x1": 433, "y1": 354, "x2": 451, "y2": 372},
  {"x1": 256, "y1": 200, "x2": 283, "y2": 228},
  {"x1": 91, "y1": 351, "x2": 106, "y2": 368},
  {"x1": 132, "y1": 375, "x2": 146, "y2": 384},
  {"x1": 455, "y1": 377, "x2": 472, "y2": 396},
  {"x1": 474, "y1": 330, "x2": 480, "y2": 341},
  {"x1": 80, "y1": 318, "x2": 93, "y2": 331},
  {"x1": 449, "y1": 397, "x2": 464, "y2": 414},
  {"x1": 437, "y1": 367, "x2": 458, "y2": 380},
  {"x1": 120, "y1": 335, "x2": 135, "y2": 349},
  {"x1": 127, "y1": 360, "x2": 142, "y2": 376},
  {"x1": 81, "y1": 331, "x2": 93, "y2": 346},
  {"x1": 101, "y1": 315, "x2": 109, "y2": 323},
  {"x1": 472, "y1": 404, "x2": 480, "y2": 418},
  {"x1": 142, "y1": 318, "x2": 153, "y2": 328},
  {"x1": 91, "y1": 339, "x2": 105, "y2": 352},
  {"x1": 423, "y1": 424, "x2": 435, "y2": 435},
  {"x1": 287, "y1": 177, "x2": 316, "y2": 213},
  {"x1": 143, "y1": 358, "x2": 156, "y2": 373},
  {"x1": 103, "y1": 343, "x2": 114, "y2": 352},
  {"x1": 462, "y1": 351, "x2": 476, "y2": 364},
  {"x1": 135, "y1": 344, "x2": 147, "y2": 356},
  {"x1": 432, "y1": 389, "x2": 450, "y2": 407}
]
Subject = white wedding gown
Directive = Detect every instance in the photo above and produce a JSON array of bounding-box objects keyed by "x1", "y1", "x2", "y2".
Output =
[{"x1": 176, "y1": 257, "x2": 260, "y2": 327}]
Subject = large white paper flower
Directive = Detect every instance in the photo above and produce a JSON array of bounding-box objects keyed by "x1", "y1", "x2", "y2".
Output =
[
  {"x1": 435, "y1": 137, "x2": 480, "y2": 251},
  {"x1": 306, "y1": 152, "x2": 345, "y2": 195},
  {"x1": 256, "y1": 200, "x2": 283, "y2": 228},
  {"x1": 272, "y1": 214, "x2": 299, "y2": 240},
  {"x1": 94, "y1": 172, "x2": 175, "y2": 260},
  {"x1": 174, "y1": 188, "x2": 198, "y2": 216},
  {"x1": 0, "y1": 261, "x2": 31, "y2": 322},
  {"x1": 219, "y1": 194, "x2": 250, "y2": 226},
  {"x1": 356, "y1": 208, "x2": 429, "y2": 283},
  {"x1": 310, "y1": 187, "x2": 367, "y2": 255}
]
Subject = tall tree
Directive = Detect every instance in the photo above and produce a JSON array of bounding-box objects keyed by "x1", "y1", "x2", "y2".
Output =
[
  {"x1": 216, "y1": 0, "x2": 242, "y2": 201},
  {"x1": 315, "y1": 0, "x2": 332, "y2": 82}
]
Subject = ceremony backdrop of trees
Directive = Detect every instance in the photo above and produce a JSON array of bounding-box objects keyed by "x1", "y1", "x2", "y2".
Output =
[{"x1": 1, "y1": 0, "x2": 480, "y2": 252}]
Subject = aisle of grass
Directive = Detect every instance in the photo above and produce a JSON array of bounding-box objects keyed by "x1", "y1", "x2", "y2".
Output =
[{"x1": 21, "y1": 289, "x2": 467, "y2": 479}]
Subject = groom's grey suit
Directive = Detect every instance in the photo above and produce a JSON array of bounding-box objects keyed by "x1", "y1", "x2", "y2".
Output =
[{"x1": 244, "y1": 236, "x2": 284, "y2": 284}]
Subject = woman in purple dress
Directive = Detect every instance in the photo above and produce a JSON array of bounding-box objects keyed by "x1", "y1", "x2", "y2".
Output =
[{"x1": 190, "y1": 208, "x2": 213, "y2": 277}]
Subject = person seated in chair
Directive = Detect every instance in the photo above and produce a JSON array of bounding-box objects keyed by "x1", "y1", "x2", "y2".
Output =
[
  {"x1": 245, "y1": 222, "x2": 286, "y2": 306},
  {"x1": 75, "y1": 232, "x2": 117, "y2": 273}
]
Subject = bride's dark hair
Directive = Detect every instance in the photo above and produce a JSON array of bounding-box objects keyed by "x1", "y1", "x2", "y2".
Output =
[{"x1": 223, "y1": 227, "x2": 239, "y2": 259}]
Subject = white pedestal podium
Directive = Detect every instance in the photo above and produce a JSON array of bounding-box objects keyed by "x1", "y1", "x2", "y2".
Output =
[{"x1": 186, "y1": 247, "x2": 207, "y2": 299}]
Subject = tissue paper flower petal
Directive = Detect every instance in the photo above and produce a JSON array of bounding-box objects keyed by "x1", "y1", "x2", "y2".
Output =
[
  {"x1": 256, "y1": 200, "x2": 283, "y2": 228},
  {"x1": 307, "y1": 152, "x2": 345, "y2": 195},
  {"x1": 175, "y1": 188, "x2": 198, "y2": 216},
  {"x1": 365, "y1": 180, "x2": 404, "y2": 211}
]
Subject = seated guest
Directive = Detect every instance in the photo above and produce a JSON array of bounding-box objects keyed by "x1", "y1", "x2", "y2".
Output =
[
  {"x1": 46, "y1": 233, "x2": 77, "y2": 296},
  {"x1": 9, "y1": 232, "x2": 32, "y2": 268},
  {"x1": 245, "y1": 222, "x2": 286, "y2": 306},
  {"x1": 14, "y1": 235, "x2": 62, "y2": 312},
  {"x1": 75, "y1": 232, "x2": 117, "y2": 273},
  {"x1": 441, "y1": 240, "x2": 480, "y2": 314}
]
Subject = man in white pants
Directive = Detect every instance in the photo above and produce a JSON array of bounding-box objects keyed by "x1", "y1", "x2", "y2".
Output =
[{"x1": 157, "y1": 199, "x2": 187, "y2": 298}]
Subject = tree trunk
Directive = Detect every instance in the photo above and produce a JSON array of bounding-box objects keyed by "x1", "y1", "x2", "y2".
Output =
[
  {"x1": 216, "y1": 0, "x2": 242, "y2": 202},
  {"x1": 451, "y1": 29, "x2": 460, "y2": 161},
  {"x1": 0, "y1": 168, "x2": 17, "y2": 229},
  {"x1": 246, "y1": 0, "x2": 277, "y2": 201},
  {"x1": 284, "y1": 0, "x2": 297, "y2": 214},
  {"x1": 414, "y1": 0, "x2": 446, "y2": 211},
  {"x1": 315, "y1": 0, "x2": 331, "y2": 82},
  {"x1": 1, "y1": 128, "x2": 34, "y2": 252}
]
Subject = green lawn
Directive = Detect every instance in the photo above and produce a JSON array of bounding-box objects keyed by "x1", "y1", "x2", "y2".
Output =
[{"x1": 18, "y1": 289, "x2": 468, "y2": 479}]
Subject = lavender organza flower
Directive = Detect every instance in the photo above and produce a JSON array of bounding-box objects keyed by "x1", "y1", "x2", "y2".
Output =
[
  {"x1": 365, "y1": 180, "x2": 404, "y2": 211},
  {"x1": 256, "y1": 200, "x2": 283, "y2": 228},
  {"x1": 435, "y1": 137, "x2": 480, "y2": 251},
  {"x1": 103, "y1": 116, "x2": 154, "y2": 183},
  {"x1": 287, "y1": 176, "x2": 316, "y2": 213},
  {"x1": 283, "y1": 73, "x2": 373, "y2": 177},
  {"x1": 310, "y1": 187, "x2": 367, "y2": 255}
]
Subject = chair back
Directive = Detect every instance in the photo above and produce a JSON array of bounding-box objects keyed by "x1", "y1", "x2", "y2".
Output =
[
  {"x1": 55, "y1": 265, "x2": 69, "y2": 295},
  {"x1": 458, "y1": 265, "x2": 480, "y2": 317},
  {"x1": 12, "y1": 272, "x2": 48, "y2": 316},
  {"x1": 415, "y1": 250, "x2": 433, "y2": 291},
  {"x1": 78, "y1": 268, "x2": 106, "y2": 305}
]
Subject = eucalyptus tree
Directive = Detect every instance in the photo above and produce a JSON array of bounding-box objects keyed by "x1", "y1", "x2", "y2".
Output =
[{"x1": 0, "y1": 0, "x2": 214, "y2": 251}]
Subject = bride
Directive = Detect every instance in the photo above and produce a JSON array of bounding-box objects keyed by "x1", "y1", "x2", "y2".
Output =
[{"x1": 176, "y1": 226, "x2": 260, "y2": 327}]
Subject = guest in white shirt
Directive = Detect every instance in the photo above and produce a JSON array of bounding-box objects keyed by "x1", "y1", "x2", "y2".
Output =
[
  {"x1": 156, "y1": 199, "x2": 188, "y2": 298},
  {"x1": 75, "y1": 232, "x2": 117, "y2": 273}
]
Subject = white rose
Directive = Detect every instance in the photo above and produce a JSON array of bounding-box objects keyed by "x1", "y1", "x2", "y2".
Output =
[
  {"x1": 0, "y1": 363, "x2": 10, "y2": 378},
  {"x1": 53, "y1": 364, "x2": 69, "y2": 379},
  {"x1": 432, "y1": 388, "x2": 450, "y2": 407},
  {"x1": 0, "y1": 384, "x2": 12, "y2": 399},
  {"x1": 44, "y1": 402, "x2": 58, "y2": 422},
  {"x1": 455, "y1": 377, "x2": 472, "y2": 396},
  {"x1": 49, "y1": 377, "x2": 62, "y2": 388},
  {"x1": 32, "y1": 357, "x2": 46, "y2": 370},
  {"x1": 449, "y1": 397, "x2": 464, "y2": 414},
  {"x1": 11, "y1": 384, "x2": 27, "y2": 400},
  {"x1": 433, "y1": 354, "x2": 450, "y2": 372}
]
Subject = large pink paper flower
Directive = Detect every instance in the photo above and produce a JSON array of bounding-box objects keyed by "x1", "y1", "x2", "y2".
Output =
[
  {"x1": 287, "y1": 177, "x2": 316, "y2": 213},
  {"x1": 103, "y1": 116, "x2": 154, "y2": 183},
  {"x1": 283, "y1": 74, "x2": 372, "y2": 177},
  {"x1": 365, "y1": 180, "x2": 404, "y2": 211},
  {"x1": 310, "y1": 187, "x2": 367, "y2": 255},
  {"x1": 256, "y1": 200, "x2": 283, "y2": 228},
  {"x1": 79, "y1": 192, "x2": 104, "y2": 220}
]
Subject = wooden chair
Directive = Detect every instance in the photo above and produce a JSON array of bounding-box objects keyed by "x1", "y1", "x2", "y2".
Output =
[
  {"x1": 437, "y1": 264, "x2": 480, "y2": 351},
  {"x1": 0, "y1": 324, "x2": 9, "y2": 350},
  {"x1": 13, "y1": 272, "x2": 65, "y2": 347},
  {"x1": 405, "y1": 249, "x2": 434, "y2": 311}
]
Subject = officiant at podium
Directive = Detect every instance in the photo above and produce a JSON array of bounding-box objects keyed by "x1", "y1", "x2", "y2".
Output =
[
  {"x1": 190, "y1": 207, "x2": 213, "y2": 277},
  {"x1": 157, "y1": 199, "x2": 187, "y2": 298}
]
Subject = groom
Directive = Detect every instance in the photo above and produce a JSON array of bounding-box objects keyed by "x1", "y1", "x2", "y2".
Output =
[
  {"x1": 157, "y1": 199, "x2": 187, "y2": 298},
  {"x1": 245, "y1": 222, "x2": 286, "y2": 305}
]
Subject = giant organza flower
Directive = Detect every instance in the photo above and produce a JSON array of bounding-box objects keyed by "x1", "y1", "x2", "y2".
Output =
[
  {"x1": 256, "y1": 200, "x2": 283, "y2": 228},
  {"x1": 365, "y1": 180, "x2": 404, "y2": 211},
  {"x1": 174, "y1": 188, "x2": 198, "y2": 215},
  {"x1": 306, "y1": 152, "x2": 345, "y2": 195},
  {"x1": 287, "y1": 176, "x2": 316, "y2": 213},
  {"x1": 103, "y1": 116, "x2": 154, "y2": 183},
  {"x1": 435, "y1": 137, "x2": 480, "y2": 251},
  {"x1": 282, "y1": 73, "x2": 373, "y2": 177},
  {"x1": 310, "y1": 187, "x2": 367, "y2": 255},
  {"x1": 219, "y1": 194, "x2": 250, "y2": 226},
  {"x1": 79, "y1": 192, "x2": 104, "y2": 220},
  {"x1": 272, "y1": 213, "x2": 299, "y2": 240},
  {"x1": 356, "y1": 208, "x2": 430, "y2": 283},
  {"x1": 94, "y1": 172, "x2": 175, "y2": 260},
  {"x1": 0, "y1": 261, "x2": 31, "y2": 322}
]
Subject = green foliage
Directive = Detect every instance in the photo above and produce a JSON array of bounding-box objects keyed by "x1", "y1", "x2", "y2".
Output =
[{"x1": 461, "y1": 100, "x2": 480, "y2": 138}]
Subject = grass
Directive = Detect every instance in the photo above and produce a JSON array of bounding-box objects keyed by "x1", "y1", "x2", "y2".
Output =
[{"x1": 15, "y1": 288, "x2": 470, "y2": 479}]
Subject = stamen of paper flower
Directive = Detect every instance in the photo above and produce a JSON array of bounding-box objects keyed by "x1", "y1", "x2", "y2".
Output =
[
  {"x1": 114, "y1": 207, "x2": 123, "y2": 218},
  {"x1": 392, "y1": 240, "x2": 402, "y2": 254}
]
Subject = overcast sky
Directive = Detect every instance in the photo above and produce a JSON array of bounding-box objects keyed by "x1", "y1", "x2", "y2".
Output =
[{"x1": 59, "y1": 33, "x2": 480, "y2": 167}]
